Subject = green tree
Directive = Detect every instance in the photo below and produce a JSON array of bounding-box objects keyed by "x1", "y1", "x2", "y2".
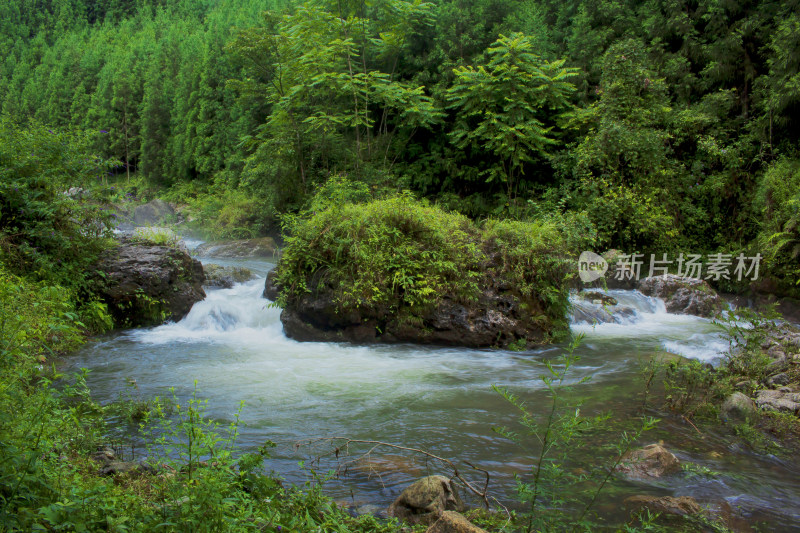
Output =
[{"x1": 446, "y1": 32, "x2": 577, "y2": 207}]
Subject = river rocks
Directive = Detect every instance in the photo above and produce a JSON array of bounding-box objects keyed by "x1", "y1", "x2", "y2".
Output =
[
  {"x1": 195, "y1": 237, "x2": 277, "y2": 259},
  {"x1": 281, "y1": 289, "x2": 548, "y2": 348},
  {"x1": 721, "y1": 392, "x2": 758, "y2": 423},
  {"x1": 754, "y1": 389, "x2": 800, "y2": 415},
  {"x1": 637, "y1": 275, "x2": 724, "y2": 317},
  {"x1": 616, "y1": 444, "x2": 681, "y2": 479},
  {"x1": 92, "y1": 446, "x2": 154, "y2": 477},
  {"x1": 263, "y1": 269, "x2": 280, "y2": 300},
  {"x1": 624, "y1": 495, "x2": 703, "y2": 518},
  {"x1": 579, "y1": 290, "x2": 618, "y2": 306},
  {"x1": 95, "y1": 237, "x2": 205, "y2": 327},
  {"x1": 425, "y1": 511, "x2": 487, "y2": 533},
  {"x1": 203, "y1": 264, "x2": 257, "y2": 289},
  {"x1": 133, "y1": 199, "x2": 175, "y2": 225},
  {"x1": 388, "y1": 475, "x2": 466, "y2": 526}
]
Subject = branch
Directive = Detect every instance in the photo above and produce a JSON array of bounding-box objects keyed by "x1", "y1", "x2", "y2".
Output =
[{"x1": 294, "y1": 437, "x2": 492, "y2": 508}]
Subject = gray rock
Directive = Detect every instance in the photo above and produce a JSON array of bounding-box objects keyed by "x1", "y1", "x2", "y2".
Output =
[
  {"x1": 768, "y1": 373, "x2": 791, "y2": 387},
  {"x1": 755, "y1": 389, "x2": 800, "y2": 414},
  {"x1": 95, "y1": 237, "x2": 205, "y2": 327},
  {"x1": 203, "y1": 264, "x2": 257, "y2": 289},
  {"x1": 263, "y1": 269, "x2": 280, "y2": 300},
  {"x1": 388, "y1": 475, "x2": 466, "y2": 526},
  {"x1": 721, "y1": 392, "x2": 758, "y2": 423},
  {"x1": 579, "y1": 291, "x2": 618, "y2": 306},
  {"x1": 281, "y1": 288, "x2": 552, "y2": 348},
  {"x1": 616, "y1": 444, "x2": 681, "y2": 479},
  {"x1": 99, "y1": 460, "x2": 155, "y2": 476},
  {"x1": 133, "y1": 199, "x2": 175, "y2": 225},
  {"x1": 637, "y1": 275, "x2": 724, "y2": 318},
  {"x1": 195, "y1": 237, "x2": 277, "y2": 259}
]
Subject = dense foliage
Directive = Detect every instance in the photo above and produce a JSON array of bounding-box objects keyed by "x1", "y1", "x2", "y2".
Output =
[
  {"x1": 275, "y1": 181, "x2": 586, "y2": 341},
  {"x1": 2, "y1": 0, "x2": 799, "y2": 292}
]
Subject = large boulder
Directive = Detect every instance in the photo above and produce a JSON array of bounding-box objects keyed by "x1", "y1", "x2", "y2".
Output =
[
  {"x1": 195, "y1": 237, "x2": 277, "y2": 259},
  {"x1": 387, "y1": 475, "x2": 466, "y2": 526},
  {"x1": 616, "y1": 444, "x2": 681, "y2": 479},
  {"x1": 271, "y1": 199, "x2": 572, "y2": 349},
  {"x1": 280, "y1": 289, "x2": 550, "y2": 347},
  {"x1": 133, "y1": 199, "x2": 175, "y2": 226},
  {"x1": 95, "y1": 237, "x2": 205, "y2": 327},
  {"x1": 203, "y1": 264, "x2": 257, "y2": 289},
  {"x1": 637, "y1": 274, "x2": 725, "y2": 317}
]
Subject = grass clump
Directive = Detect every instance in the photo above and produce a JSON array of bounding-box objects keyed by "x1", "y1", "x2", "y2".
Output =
[{"x1": 275, "y1": 184, "x2": 575, "y2": 342}]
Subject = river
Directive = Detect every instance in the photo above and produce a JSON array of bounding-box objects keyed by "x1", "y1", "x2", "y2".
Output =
[{"x1": 65, "y1": 251, "x2": 800, "y2": 529}]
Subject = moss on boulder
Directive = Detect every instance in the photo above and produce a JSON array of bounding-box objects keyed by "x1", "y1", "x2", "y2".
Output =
[{"x1": 269, "y1": 196, "x2": 574, "y2": 348}]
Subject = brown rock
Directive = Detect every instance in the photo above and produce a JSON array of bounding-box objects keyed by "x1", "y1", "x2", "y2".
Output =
[
  {"x1": 616, "y1": 444, "x2": 681, "y2": 479},
  {"x1": 425, "y1": 511, "x2": 487, "y2": 533},
  {"x1": 624, "y1": 495, "x2": 703, "y2": 517},
  {"x1": 388, "y1": 475, "x2": 466, "y2": 526}
]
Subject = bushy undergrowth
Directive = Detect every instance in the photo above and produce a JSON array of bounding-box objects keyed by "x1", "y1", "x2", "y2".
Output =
[
  {"x1": 275, "y1": 184, "x2": 579, "y2": 338},
  {"x1": 0, "y1": 119, "x2": 117, "y2": 290}
]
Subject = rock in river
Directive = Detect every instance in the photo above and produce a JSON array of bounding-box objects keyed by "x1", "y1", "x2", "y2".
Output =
[
  {"x1": 616, "y1": 444, "x2": 681, "y2": 479},
  {"x1": 203, "y1": 264, "x2": 257, "y2": 289},
  {"x1": 195, "y1": 237, "x2": 277, "y2": 258},
  {"x1": 95, "y1": 237, "x2": 205, "y2": 327},
  {"x1": 637, "y1": 274, "x2": 724, "y2": 318},
  {"x1": 388, "y1": 475, "x2": 466, "y2": 526}
]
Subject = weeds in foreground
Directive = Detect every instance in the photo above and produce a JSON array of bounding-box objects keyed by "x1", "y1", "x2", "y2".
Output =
[{"x1": 493, "y1": 334, "x2": 658, "y2": 532}]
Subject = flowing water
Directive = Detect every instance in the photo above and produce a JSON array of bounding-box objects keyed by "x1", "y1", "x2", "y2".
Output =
[{"x1": 66, "y1": 252, "x2": 800, "y2": 529}]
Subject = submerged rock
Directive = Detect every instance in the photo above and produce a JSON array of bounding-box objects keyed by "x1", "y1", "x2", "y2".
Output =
[
  {"x1": 624, "y1": 495, "x2": 703, "y2": 518},
  {"x1": 388, "y1": 475, "x2": 466, "y2": 526},
  {"x1": 203, "y1": 264, "x2": 257, "y2": 289},
  {"x1": 95, "y1": 237, "x2": 205, "y2": 327},
  {"x1": 195, "y1": 237, "x2": 277, "y2": 258},
  {"x1": 637, "y1": 274, "x2": 724, "y2": 317},
  {"x1": 425, "y1": 511, "x2": 488, "y2": 533},
  {"x1": 616, "y1": 444, "x2": 681, "y2": 479}
]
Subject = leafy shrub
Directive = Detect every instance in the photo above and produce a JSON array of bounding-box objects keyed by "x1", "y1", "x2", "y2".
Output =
[
  {"x1": 756, "y1": 158, "x2": 800, "y2": 296},
  {"x1": 0, "y1": 119, "x2": 117, "y2": 291},
  {"x1": 275, "y1": 191, "x2": 575, "y2": 339}
]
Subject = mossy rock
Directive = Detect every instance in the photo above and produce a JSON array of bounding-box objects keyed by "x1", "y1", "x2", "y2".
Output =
[{"x1": 270, "y1": 196, "x2": 574, "y2": 348}]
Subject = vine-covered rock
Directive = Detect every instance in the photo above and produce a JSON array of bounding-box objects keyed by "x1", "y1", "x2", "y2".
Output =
[
  {"x1": 269, "y1": 196, "x2": 574, "y2": 349},
  {"x1": 95, "y1": 237, "x2": 205, "y2": 327}
]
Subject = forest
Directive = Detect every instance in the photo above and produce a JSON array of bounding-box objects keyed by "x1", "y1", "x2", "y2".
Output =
[{"x1": 2, "y1": 0, "x2": 799, "y2": 295}]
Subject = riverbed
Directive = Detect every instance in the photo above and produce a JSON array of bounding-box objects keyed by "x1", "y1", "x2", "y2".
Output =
[{"x1": 66, "y1": 252, "x2": 800, "y2": 529}]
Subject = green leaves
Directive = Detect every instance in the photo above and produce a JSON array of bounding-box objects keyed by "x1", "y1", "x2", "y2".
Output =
[{"x1": 446, "y1": 33, "x2": 578, "y2": 204}]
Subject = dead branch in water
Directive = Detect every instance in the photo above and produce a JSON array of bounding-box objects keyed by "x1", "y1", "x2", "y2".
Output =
[{"x1": 294, "y1": 437, "x2": 492, "y2": 508}]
